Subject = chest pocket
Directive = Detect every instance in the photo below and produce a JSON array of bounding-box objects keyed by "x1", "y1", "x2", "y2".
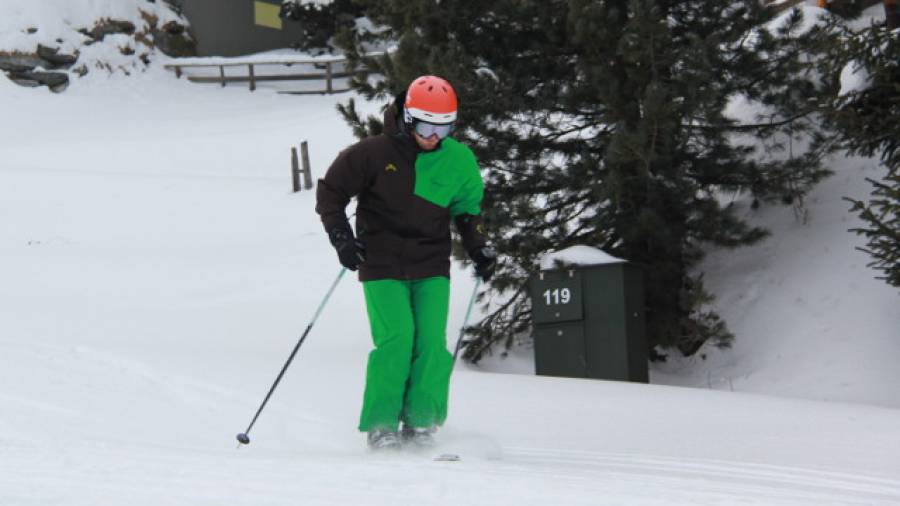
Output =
[{"x1": 413, "y1": 155, "x2": 460, "y2": 209}]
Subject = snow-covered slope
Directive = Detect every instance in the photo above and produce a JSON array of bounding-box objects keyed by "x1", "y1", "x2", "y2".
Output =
[
  {"x1": 2, "y1": 3, "x2": 899, "y2": 504},
  {"x1": 654, "y1": 154, "x2": 900, "y2": 407},
  {"x1": 3, "y1": 63, "x2": 899, "y2": 505},
  {"x1": 0, "y1": 0, "x2": 187, "y2": 77}
]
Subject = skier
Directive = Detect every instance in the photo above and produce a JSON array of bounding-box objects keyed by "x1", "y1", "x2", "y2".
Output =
[{"x1": 315, "y1": 75, "x2": 496, "y2": 450}]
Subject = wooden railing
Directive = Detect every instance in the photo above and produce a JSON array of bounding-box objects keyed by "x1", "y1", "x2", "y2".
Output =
[
  {"x1": 165, "y1": 58, "x2": 350, "y2": 94},
  {"x1": 163, "y1": 55, "x2": 354, "y2": 94}
]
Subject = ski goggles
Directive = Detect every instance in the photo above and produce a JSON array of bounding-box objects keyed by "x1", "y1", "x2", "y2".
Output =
[{"x1": 413, "y1": 120, "x2": 454, "y2": 139}]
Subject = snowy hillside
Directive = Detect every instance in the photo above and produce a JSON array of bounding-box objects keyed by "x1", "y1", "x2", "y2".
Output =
[
  {"x1": 645, "y1": 11, "x2": 899, "y2": 405},
  {"x1": 0, "y1": 0, "x2": 191, "y2": 91},
  {"x1": 0, "y1": 0, "x2": 183, "y2": 54},
  {"x1": 2, "y1": 2, "x2": 899, "y2": 505},
  {"x1": 476, "y1": 2, "x2": 900, "y2": 411}
]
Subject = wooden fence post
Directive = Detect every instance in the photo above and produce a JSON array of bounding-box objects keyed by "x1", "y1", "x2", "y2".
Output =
[
  {"x1": 325, "y1": 61, "x2": 333, "y2": 94},
  {"x1": 886, "y1": 0, "x2": 899, "y2": 30},
  {"x1": 219, "y1": 65, "x2": 226, "y2": 88},
  {"x1": 300, "y1": 141, "x2": 313, "y2": 190},
  {"x1": 248, "y1": 64, "x2": 256, "y2": 92},
  {"x1": 290, "y1": 147, "x2": 301, "y2": 193}
]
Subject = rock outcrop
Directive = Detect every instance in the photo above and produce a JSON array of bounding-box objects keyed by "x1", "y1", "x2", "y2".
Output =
[
  {"x1": 1, "y1": 6, "x2": 196, "y2": 92},
  {"x1": 0, "y1": 50, "x2": 74, "y2": 93}
]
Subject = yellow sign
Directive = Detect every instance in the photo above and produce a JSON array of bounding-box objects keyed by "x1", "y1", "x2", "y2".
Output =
[{"x1": 254, "y1": 1, "x2": 282, "y2": 30}]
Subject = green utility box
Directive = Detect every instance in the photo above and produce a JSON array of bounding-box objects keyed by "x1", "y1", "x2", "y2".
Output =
[{"x1": 530, "y1": 262, "x2": 648, "y2": 382}]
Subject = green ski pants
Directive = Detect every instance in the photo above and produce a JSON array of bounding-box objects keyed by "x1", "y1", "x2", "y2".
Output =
[{"x1": 359, "y1": 276, "x2": 453, "y2": 432}]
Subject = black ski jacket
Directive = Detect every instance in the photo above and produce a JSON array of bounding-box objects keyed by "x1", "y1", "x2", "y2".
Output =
[{"x1": 315, "y1": 98, "x2": 487, "y2": 282}]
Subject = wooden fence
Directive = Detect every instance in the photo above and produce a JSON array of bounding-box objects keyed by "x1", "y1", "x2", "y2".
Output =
[{"x1": 164, "y1": 56, "x2": 352, "y2": 94}]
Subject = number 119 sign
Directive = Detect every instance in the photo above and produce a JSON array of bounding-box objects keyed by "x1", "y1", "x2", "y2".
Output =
[
  {"x1": 531, "y1": 270, "x2": 583, "y2": 323},
  {"x1": 543, "y1": 287, "x2": 572, "y2": 306}
]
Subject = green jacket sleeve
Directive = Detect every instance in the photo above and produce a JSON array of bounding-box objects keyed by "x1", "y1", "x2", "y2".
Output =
[{"x1": 450, "y1": 154, "x2": 487, "y2": 254}]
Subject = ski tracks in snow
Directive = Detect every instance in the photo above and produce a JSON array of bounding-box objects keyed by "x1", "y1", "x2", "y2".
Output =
[
  {"x1": 340, "y1": 443, "x2": 900, "y2": 505},
  {"x1": 500, "y1": 446, "x2": 900, "y2": 505}
]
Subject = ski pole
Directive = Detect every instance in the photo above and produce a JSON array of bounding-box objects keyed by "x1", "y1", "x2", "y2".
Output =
[
  {"x1": 236, "y1": 267, "x2": 347, "y2": 446},
  {"x1": 452, "y1": 277, "x2": 482, "y2": 364}
]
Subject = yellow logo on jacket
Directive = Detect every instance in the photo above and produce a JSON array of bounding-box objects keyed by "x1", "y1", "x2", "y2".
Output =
[{"x1": 385, "y1": 163, "x2": 398, "y2": 173}]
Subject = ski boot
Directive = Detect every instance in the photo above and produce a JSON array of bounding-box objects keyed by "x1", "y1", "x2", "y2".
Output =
[
  {"x1": 400, "y1": 424, "x2": 436, "y2": 448},
  {"x1": 367, "y1": 429, "x2": 401, "y2": 451}
]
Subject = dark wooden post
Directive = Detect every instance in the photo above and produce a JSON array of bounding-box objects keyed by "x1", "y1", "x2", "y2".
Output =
[
  {"x1": 248, "y1": 64, "x2": 256, "y2": 92},
  {"x1": 886, "y1": 0, "x2": 899, "y2": 30},
  {"x1": 174, "y1": 65, "x2": 182, "y2": 78},
  {"x1": 325, "y1": 61, "x2": 333, "y2": 94},
  {"x1": 290, "y1": 147, "x2": 301, "y2": 193},
  {"x1": 300, "y1": 141, "x2": 313, "y2": 190},
  {"x1": 219, "y1": 65, "x2": 226, "y2": 88}
]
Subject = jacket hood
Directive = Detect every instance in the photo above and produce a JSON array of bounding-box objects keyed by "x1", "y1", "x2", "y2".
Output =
[{"x1": 383, "y1": 92, "x2": 406, "y2": 137}]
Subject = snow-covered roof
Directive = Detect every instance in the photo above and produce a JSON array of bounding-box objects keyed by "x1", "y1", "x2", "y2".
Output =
[{"x1": 539, "y1": 245, "x2": 625, "y2": 270}]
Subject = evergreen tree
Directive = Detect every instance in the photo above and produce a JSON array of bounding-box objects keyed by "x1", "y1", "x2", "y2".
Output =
[
  {"x1": 820, "y1": 18, "x2": 900, "y2": 288},
  {"x1": 336, "y1": 1, "x2": 834, "y2": 361},
  {"x1": 846, "y1": 174, "x2": 900, "y2": 288},
  {"x1": 280, "y1": 0, "x2": 363, "y2": 52}
]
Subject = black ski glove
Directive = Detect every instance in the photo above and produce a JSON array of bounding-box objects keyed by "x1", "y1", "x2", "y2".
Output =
[
  {"x1": 470, "y1": 247, "x2": 497, "y2": 282},
  {"x1": 328, "y1": 225, "x2": 366, "y2": 271}
]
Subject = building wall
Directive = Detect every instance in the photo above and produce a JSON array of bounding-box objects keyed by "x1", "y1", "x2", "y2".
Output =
[{"x1": 180, "y1": 0, "x2": 305, "y2": 56}]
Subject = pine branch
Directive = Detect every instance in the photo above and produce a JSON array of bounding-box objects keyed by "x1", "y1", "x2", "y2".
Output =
[{"x1": 682, "y1": 108, "x2": 818, "y2": 132}]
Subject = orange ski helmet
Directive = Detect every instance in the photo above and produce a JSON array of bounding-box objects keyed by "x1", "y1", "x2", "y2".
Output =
[{"x1": 404, "y1": 75, "x2": 458, "y2": 125}]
